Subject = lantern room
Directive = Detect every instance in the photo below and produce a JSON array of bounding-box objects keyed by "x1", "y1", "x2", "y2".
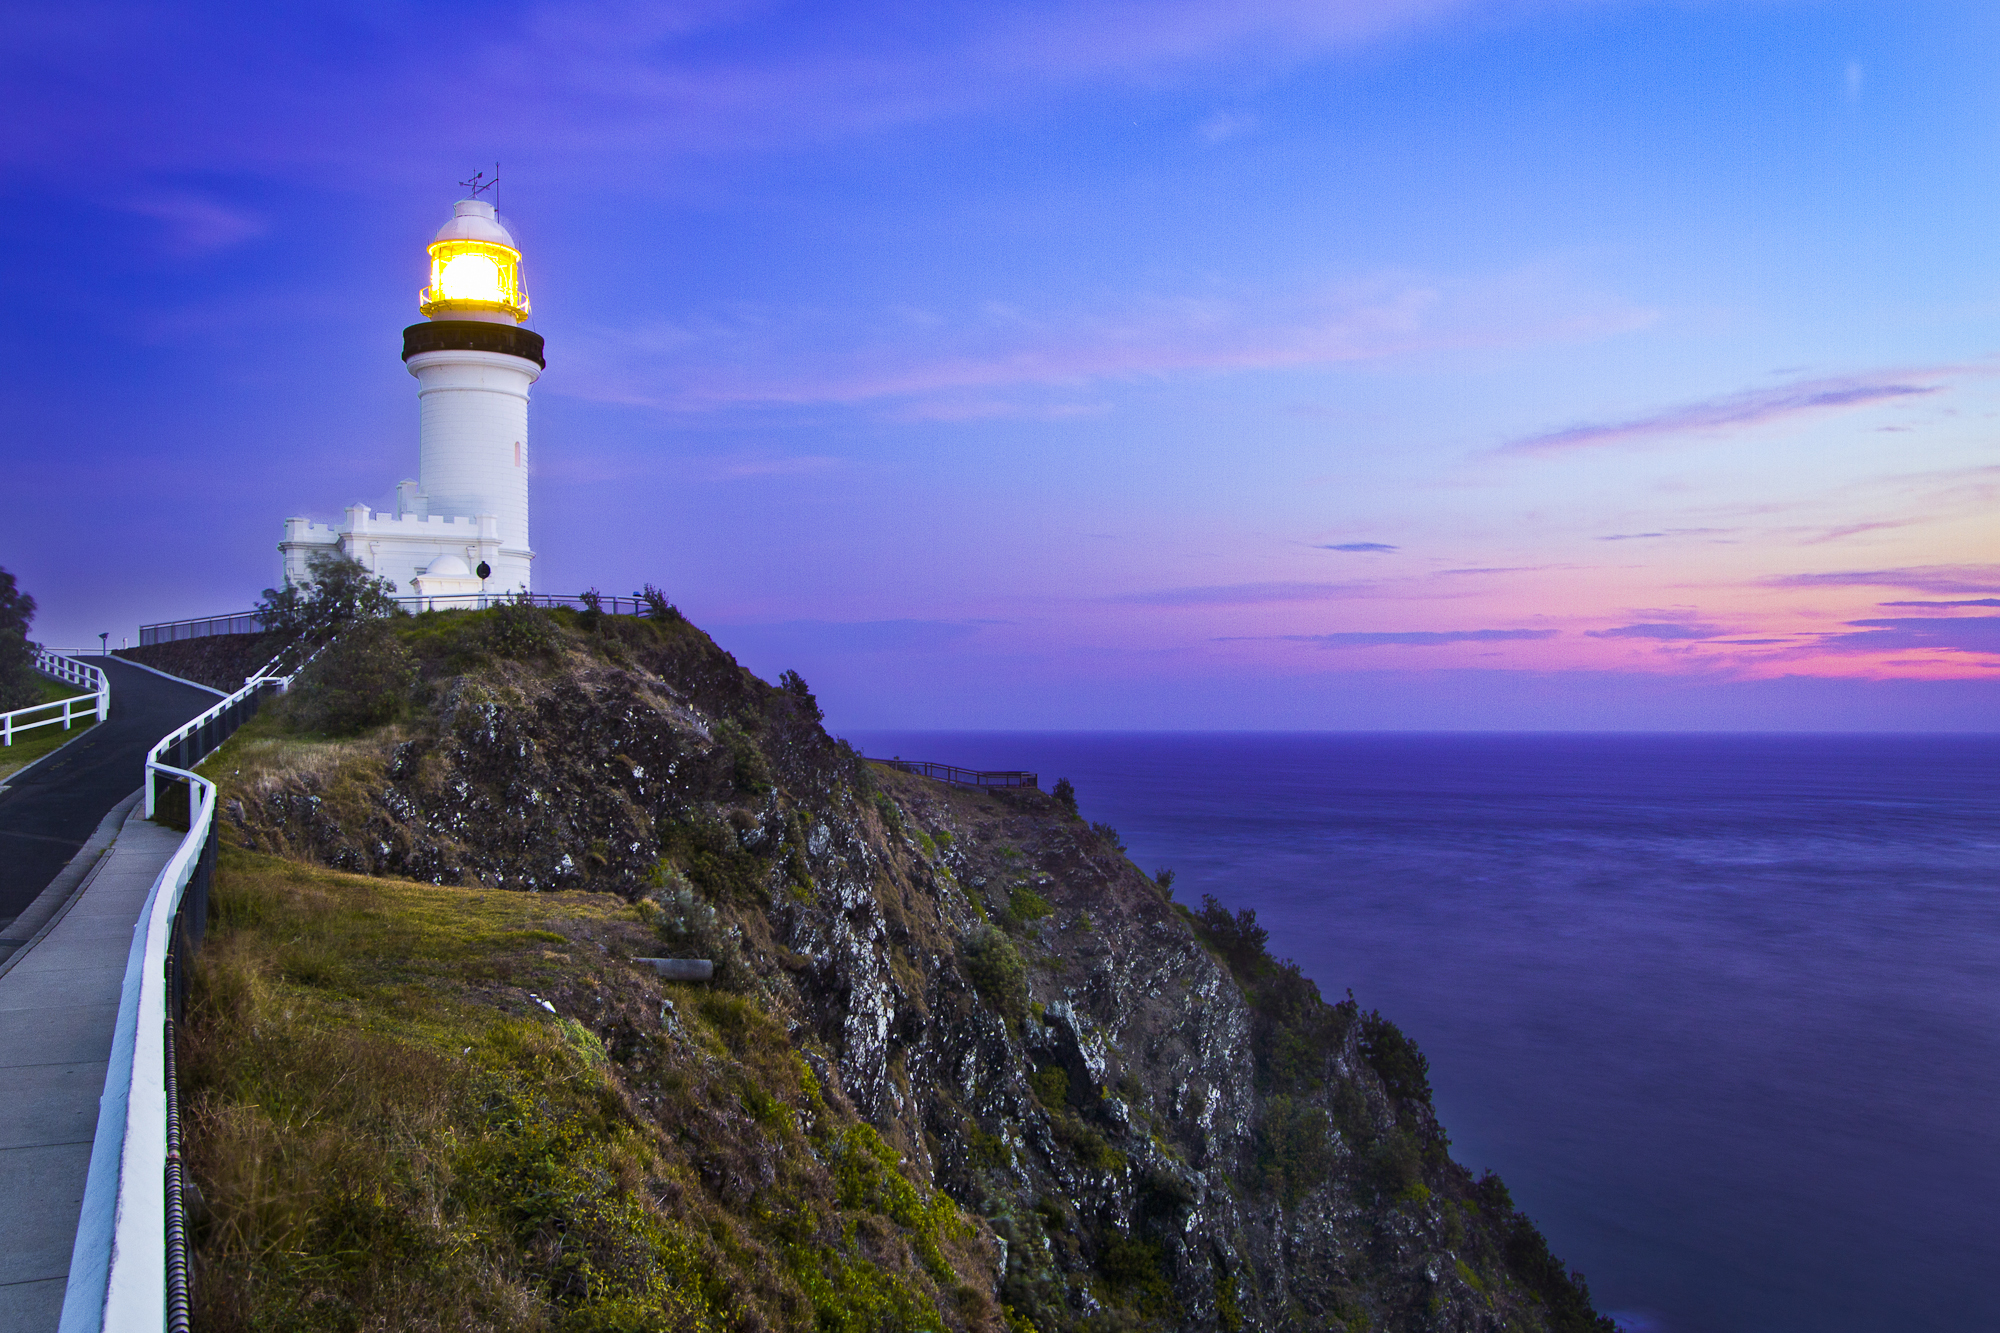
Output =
[{"x1": 419, "y1": 198, "x2": 530, "y2": 323}]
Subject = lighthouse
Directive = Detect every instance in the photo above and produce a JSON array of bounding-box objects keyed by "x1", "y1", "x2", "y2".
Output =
[{"x1": 279, "y1": 192, "x2": 546, "y2": 602}]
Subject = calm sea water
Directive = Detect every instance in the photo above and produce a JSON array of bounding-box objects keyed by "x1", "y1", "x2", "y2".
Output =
[{"x1": 847, "y1": 732, "x2": 2000, "y2": 1333}]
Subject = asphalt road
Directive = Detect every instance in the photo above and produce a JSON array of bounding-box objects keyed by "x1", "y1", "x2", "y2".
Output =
[{"x1": 0, "y1": 658, "x2": 218, "y2": 927}]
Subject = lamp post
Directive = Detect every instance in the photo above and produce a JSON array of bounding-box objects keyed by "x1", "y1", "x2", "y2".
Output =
[{"x1": 98, "y1": 632, "x2": 108, "y2": 657}]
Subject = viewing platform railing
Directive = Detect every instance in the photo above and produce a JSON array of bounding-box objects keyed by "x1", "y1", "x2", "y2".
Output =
[
  {"x1": 139, "y1": 593, "x2": 658, "y2": 645},
  {"x1": 871, "y1": 758, "x2": 1039, "y2": 790},
  {"x1": 3, "y1": 650, "x2": 110, "y2": 746}
]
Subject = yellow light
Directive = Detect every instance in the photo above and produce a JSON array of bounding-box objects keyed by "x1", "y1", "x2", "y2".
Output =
[
  {"x1": 438, "y1": 251, "x2": 504, "y2": 302},
  {"x1": 421, "y1": 238, "x2": 530, "y2": 320}
]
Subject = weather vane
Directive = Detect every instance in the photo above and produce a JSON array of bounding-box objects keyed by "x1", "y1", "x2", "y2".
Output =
[{"x1": 458, "y1": 163, "x2": 500, "y2": 208}]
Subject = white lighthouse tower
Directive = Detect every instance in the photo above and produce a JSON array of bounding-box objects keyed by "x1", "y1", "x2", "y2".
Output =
[{"x1": 280, "y1": 191, "x2": 545, "y2": 601}]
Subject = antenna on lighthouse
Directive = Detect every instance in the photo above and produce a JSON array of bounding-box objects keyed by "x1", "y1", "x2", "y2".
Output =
[{"x1": 458, "y1": 164, "x2": 500, "y2": 208}]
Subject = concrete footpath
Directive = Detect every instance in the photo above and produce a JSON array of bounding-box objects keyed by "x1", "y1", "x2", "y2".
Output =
[{"x1": 0, "y1": 796, "x2": 184, "y2": 1332}]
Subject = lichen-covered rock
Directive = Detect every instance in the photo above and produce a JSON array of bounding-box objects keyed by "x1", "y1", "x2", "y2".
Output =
[{"x1": 212, "y1": 607, "x2": 1614, "y2": 1333}]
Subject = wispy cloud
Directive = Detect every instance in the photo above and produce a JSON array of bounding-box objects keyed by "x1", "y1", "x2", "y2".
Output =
[
  {"x1": 1318, "y1": 542, "x2": 1398, "y2": 552},
  {"x1": 0, "y1": 0, "x2": 1575, "y2": 183},
  {"x1": 1586, "y1": 622, "x2": 1726, "y2": 641},
  {"x1": 1500, "y1": 371, "x2": 1947, "y2": 455},
  {"x1": 1109, "y1": 581, "x2": 1377, "y2": 606},
  {"x1": 562, "y1": 264, "x2": 1652, "y2": 413},
  {"x1": 722, "y1": 618, "x2": 993, "y2": 653},
  {"x1": 124, "y1": 191, "x2": 264, "y2": 256},
  {"x1": 1879, "y1": 598, "x2": 2000, "y2": 608},
  {"x1": 1764, "y1": 565, "x2": 2000, "y2": 595},
  {"x1": 699, "y1": 453, "x2": 845, "y2": 481},
  {"x1": 1197, "y1": 109, "x2": 1258, "y2": 143},
  {"x1": 1596, "y1": 528, "x2": 1733, "y2": 542},
  {"x1": 1222, "y1": 628, "x2": 1558, "y2": 647},
  {"x1": 1816, "y1": 616, "x2": 2000, "y2": 655}
]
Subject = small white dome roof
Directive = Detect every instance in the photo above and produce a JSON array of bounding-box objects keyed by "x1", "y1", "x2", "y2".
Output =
[
  {"x1": 433, "y1": 199, "x2": 517, "y2": 249},
  {"x1": 423, "y1": 553, "x2": 473, "y2": 577}
]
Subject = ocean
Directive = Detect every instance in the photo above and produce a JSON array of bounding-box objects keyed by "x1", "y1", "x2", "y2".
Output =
[{"x1": 845, "y1": 731, "x2": 2000, "y2": 1333}]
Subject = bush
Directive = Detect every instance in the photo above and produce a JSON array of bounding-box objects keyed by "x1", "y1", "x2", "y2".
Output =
[
  {"x1": 481, "y1": 600, "x2": 559, "y2": 661},
  {"x1": 1089, "y1": 821, "x2": 1125, "y2": 853},
  {"x1": 0, "y1": 565, "x2": 37, "y2": 711},
  {"x1": 1195, "y1": 895, "x2": 1270, "y2": 972},
  {"x1": 257, "y1": 551, "x2": 400, "y2": 658},
  {"x1": 779, "y1": 669, "x2": 823, "y2": 724},
  {"x1": 643, "y1": 868, "x2": 751, "y2": 989},
  {"x1": 1258, "y1": 1095, "x2": 1336, "y2": 1204},
  {"x1": 1358, "y1": 1011, "x2": 1433, "y2": 1109},
  {"x1": 640, "y1": 584, "x2": 683, "y2": 623},
  {"x1": 961, "y1": 925, "x2": 1027, "y2": 1026},
  {"x1": 282, "y1": 621, "x2": 416, "y2": 737},
  {"x1": 1051, "y1": 778, "x2": 1078, "y2": 819},
  {"x1": 712, "y1": 718, "x2": 773, "y2": 795},
  {"x1": 1154, "y1": 868, "x2": 1176, "y2": 898}
]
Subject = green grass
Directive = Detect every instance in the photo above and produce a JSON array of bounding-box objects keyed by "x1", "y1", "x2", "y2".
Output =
[
  {"x1": 0, "y1": 677, "x2": 99, "y2": 781},
  {"x1": 184, "y1": 850, "x2": 989, "y2": 1333}
]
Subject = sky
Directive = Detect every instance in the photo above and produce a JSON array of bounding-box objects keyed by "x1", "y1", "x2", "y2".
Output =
[{"x1": 2, "y1": 0, "x2": 1996, "y2": 729}]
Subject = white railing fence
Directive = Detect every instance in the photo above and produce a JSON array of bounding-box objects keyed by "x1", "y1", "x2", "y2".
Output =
[
  {"x1": 60, "y1": 657, "x2": 299, "y2": 1333},
  {"x1": 2, "y1": 650, "x2": 110, "y2": 747}
]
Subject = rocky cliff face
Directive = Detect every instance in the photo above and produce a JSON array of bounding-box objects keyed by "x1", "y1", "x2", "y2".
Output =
[{"x1": 213, "y1": 605, "x2": 1612, "y2": 1333}]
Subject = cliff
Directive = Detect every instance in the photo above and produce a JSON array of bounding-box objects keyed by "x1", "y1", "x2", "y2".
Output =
[{"x1": 187, "y1": 604, "x2": 1614, "y2": 1332}]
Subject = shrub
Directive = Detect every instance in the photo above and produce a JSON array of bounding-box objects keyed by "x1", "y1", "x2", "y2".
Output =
[
  {"x1": 640, "y1": 584, "x2": 683, "y2": 623},
  {"x1": 1029, "y1": 1065, "x2": 1069, "y2": 1107},
  {"x1": 1154, "y1": 868, "x2": 1176, "y2": 898},
  {"x1": 1008, "y1": 886, "x2": 1054, "y2": 924},
  {"x1": 1051, "y1": 778, "x2": 1078, "y2": 819},
  {"x1": 1089, "y1": 821, "x2": 1126, "y2": 853},
  {"x1": 256, "y1": 551, "x2": 400, "y2": 657},
  {"x1": 282, "y1": 620, "x2": 416, "y2": 737},
  {"x1": 712, "y1": 718, "x2": 773, "y2": 795},
  {"x1": 1358, "y1": 1010, "x2": 1433, "y2": 1109},
  {"x1": 778, "y1": 669, "x2": 823, "y2": 724},
  {"x1": 961, "y1": 926, "x2": 1027, "y2": 1025},
  {"x1": 644, "y1": 869, "x2": 751, "y2": 989},
  {"x1": 1258, "y1": 1095, "x2": 1335, "y2": 1204},
  {"x1": 577, "y1": 588, "x2": 604, "y2": 632},
  {"x1": 0, "y1": 565, "x2": 38, "y2": 711},
  {"x1": 1195, "y1": 895, "x2": 1270, "y2": 972},
  {"x1": 1097, "y1": 1236, "x2": 1177, "y2": 1317},
  {"x1": 481, "y1": 600, "x2": 559, "y2": 661}
]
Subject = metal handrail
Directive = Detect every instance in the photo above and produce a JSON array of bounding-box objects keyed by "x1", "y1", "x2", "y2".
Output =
[
  {"x1": 62, "y1": 661, "x2": 291, "y2": 1333},
  {"x1": 3, "y1": 651, "x2": 110, "y2": 746},
  {"x1": 871, "y1": 757, "x2": 1039, "y2": 789},
  {"x1": 138, "y1": 592, "x2": 656, "y2": 645}
]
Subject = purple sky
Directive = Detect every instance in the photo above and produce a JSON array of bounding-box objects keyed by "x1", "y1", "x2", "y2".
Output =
[{"x1": 3, "y1": 0, "x2": 1996, "y2": 728}]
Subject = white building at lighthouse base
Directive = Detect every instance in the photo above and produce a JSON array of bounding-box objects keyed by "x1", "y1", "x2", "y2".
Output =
[{"x1": 280, "y1": 495, "x2": 528, "y2": 607}]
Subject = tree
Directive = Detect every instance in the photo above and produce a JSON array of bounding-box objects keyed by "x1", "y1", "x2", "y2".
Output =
[
  {"x1": 256, "y1": 551, "x2": 400, "y2": 657},
  {"x1": 0, "y1": 566, "x2": 38, "y2": 710}
]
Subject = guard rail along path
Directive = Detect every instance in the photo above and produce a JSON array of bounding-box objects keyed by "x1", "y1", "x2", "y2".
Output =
[
  {"x1": 871, "y1": 758, "x2": 1039, "y2": 790},
  {"x1": 58, "y1": 657, "x2": 298, "y2": 1333},
  {"x1": 3, "y1": 651, "x2": 110, "y2": 746}
]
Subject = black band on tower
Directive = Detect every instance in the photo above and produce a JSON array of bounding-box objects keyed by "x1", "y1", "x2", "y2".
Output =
[{"x1": 402, "y1": 321, "x2": 546, "y2": 368}]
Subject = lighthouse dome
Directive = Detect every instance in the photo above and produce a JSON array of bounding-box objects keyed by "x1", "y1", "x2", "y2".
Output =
[
  {"x1": 423, "y1": 553, "x2": 474, "y2": 578},
  {"x1": 433, "y1": 199, "x2": 517, "y2": 248}
]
